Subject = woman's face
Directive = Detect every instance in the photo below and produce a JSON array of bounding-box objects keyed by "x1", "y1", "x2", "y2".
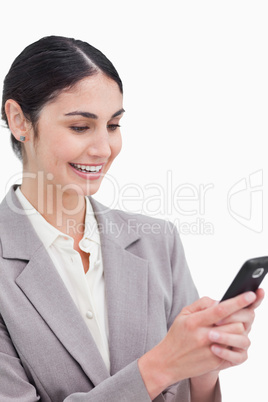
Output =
[{"x1": 24, "y1": 73, "x2": 124, "y2": 196}]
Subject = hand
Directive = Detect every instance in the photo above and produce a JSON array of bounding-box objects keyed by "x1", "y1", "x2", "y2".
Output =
[
  {"x1": 208, "y1": 288, "x2": 265, "y2": 371},
  {"x1": 138, "y1": 291, "x2": 263, "y2": 400}
]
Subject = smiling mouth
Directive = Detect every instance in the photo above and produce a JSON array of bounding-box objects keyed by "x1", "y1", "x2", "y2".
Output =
[{"x1": 69, "y1": 163, "x2": 103, "y2": 173}]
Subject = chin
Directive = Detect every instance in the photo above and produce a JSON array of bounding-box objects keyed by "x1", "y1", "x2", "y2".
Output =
[
  {"x1": 77, "y1": 181, "x2": 102, "y2": 197},
  {"x1": 54, "y1": 179, "x2": 101, "y2": 199}
]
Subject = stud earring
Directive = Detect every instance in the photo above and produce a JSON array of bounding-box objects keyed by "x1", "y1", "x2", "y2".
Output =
[{"x1": 20, "y1": 136, "x2": 26, "y2": 142}]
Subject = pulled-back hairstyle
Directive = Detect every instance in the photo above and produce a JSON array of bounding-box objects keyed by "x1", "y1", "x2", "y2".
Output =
[{"x1": 1, "y1": 35, "x2": 123, "y2": 160}]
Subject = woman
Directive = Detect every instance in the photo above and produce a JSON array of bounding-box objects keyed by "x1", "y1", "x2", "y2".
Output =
[{"x1": 0, "y1": 35, "x2": 264, "y2": 401}]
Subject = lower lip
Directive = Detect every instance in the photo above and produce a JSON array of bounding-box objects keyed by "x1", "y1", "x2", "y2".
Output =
[{"x1": 69, "y1": 164, "x2": 103, "y2": 180}]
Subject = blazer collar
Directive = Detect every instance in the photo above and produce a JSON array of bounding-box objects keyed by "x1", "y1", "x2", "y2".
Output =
[
  {"x1": 89, "y1": 196, "x2": 141, "y2": 250},
  {"x1": 0, "y1": 186, "x2": 149, "y2": 379}
]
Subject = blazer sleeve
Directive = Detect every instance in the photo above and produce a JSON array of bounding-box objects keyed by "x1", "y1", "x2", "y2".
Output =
[
  {"x1": 0, "y1": 313, "x2": 42, "y2": 401},
  {"x1": 156, "y1": 224, "x2": 222, "y2": 402},
  {"x1": 0, "y1": 311, "x2": 150, "y2": 402}
]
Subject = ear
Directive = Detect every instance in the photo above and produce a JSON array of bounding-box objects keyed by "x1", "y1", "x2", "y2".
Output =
[{"x1": 5, "y1": 99, "x2": 31, "y2": 142}]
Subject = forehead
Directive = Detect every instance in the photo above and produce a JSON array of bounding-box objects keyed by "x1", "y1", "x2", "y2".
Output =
[{"x1": 44, "y1": 74, "x2": 123, "y2": 116}]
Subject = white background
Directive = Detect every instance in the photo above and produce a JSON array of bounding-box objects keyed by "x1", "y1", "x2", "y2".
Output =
[{"x1": 0, "y1": 1, "x2": 267, "y2": 400}]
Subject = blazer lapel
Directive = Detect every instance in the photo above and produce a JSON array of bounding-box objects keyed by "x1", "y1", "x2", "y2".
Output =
[
  {"x1": 1, "y1": 187, "x2": 110, "y2": 386},
  {"x1": 15, "y1": 248, "x2": 110, "y2": 385},
  {"x1": 90, "y1": 198, "x2": 149, "y2": 375}
]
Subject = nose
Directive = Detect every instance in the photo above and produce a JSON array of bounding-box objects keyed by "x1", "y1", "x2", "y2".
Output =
[{"x1": 87, "y1": 129, "x2": 111, "y2": 160}]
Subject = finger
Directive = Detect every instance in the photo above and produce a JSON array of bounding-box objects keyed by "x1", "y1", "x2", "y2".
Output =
[
  {"x1": 196, "y1": 292, "x2": 257, "y2": 327},
  {"x1": 249, "y1": 288, "x2": 265, "y2": 309},
  {"x1": 215, "y1": 322, "x2": 245, "y2": 335},
  {"x1": 216, "y1": 291, "x2": 264, "y2": 330},
  {"x1": 209, "y1": 330, "x2": 251, "y2": 350},
  {"x1": 211, "y1": 344, "x2": 248, "y2": 366},
  {"x1": 215, "y1": 309, "x2": 255, "y2": 328},
  {"x1": 181, "y1": 296, "x2": 217, "y2": 316}
]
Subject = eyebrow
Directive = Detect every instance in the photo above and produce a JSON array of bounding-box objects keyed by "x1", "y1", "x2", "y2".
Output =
[{"x1": 64, "y1": 108, "x2": 125, "y2": 119}]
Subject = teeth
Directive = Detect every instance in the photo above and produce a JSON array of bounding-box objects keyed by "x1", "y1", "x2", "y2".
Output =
[{"x1": 71, "y1": 163, "x2": 102, "y2": 173}]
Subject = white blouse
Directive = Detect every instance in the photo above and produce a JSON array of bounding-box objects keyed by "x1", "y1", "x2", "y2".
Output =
[{"x1": 15, "y1": 187, "x2": 110, "y2": 372}]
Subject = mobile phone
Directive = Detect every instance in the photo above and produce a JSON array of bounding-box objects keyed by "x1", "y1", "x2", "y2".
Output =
[{"x1": 220, "y1": 256, "x2": 268, "y2": 302}]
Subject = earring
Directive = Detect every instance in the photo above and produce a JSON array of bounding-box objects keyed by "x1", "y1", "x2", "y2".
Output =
[{"x1": 20, "y1": 136, "x2": 26, "y2": 142}]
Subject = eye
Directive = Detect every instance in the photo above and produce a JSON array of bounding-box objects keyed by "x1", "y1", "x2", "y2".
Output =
[
  {"x1": 70, "y1": 126, "x2": 89, "y2": 133},
  {"x1": 107, "y1": 124, "x2": 121, "y2": 132}
]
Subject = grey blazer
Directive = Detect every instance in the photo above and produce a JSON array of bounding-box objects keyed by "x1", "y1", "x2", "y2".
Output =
[{"x1": 0, "y1": 186, "x2": 202, "y2": 401}]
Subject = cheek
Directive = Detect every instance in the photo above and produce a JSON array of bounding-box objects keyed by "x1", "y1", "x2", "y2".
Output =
[
  {"x1": 47, "y1": 139, "x2": 81, "y2": 164},
  {"x1": 41, "y1": 147, "x2": 72, "y2": 166},
  {"x1": 37, "y1": 123, "x2": 80, "y2": 159}
]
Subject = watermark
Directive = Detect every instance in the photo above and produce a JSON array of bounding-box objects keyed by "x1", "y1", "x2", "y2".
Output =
[
  {"x1": 66, "y1": 216, "x2": 214, "y2": 238},
  {"x1": 108, "y1": 171, "x2": 214, "y2": 218},
  {"x1": 227, "y1": 170, "x2": 263, "y2": 233},
  {"x1": 4, "y1": 170, "x2": 214, "y2": 236},
  {"x1": 4, "y1": 169, "x2": 264, "y2": 235}
]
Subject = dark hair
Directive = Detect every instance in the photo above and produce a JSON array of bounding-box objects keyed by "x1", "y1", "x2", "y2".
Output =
[{"x1": 1, "y1": 35, "x2": 123, "y2": 160}]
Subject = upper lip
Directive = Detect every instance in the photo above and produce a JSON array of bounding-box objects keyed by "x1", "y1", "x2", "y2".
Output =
[{"x1": 70, "y1": 162, "x2": 104, "y2": 166}]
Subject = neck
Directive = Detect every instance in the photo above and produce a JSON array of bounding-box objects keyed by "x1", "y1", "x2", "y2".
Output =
[{"x1": 20, "y1": 179, "x2": 86, "y2": 237}]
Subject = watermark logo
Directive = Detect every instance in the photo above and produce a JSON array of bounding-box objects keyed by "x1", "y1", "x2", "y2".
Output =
[{"x1": 227, "y1": 170, "x2": 263, "y2": 233}]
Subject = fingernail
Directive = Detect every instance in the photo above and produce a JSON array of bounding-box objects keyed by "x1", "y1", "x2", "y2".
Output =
[
  {"x1": 245, "y1": 292, "x2": 256, "y2": 303},
  {"x1": 209, "y1": 330, "x2": 220, "y2": 341},
  {"x1": 211, "y1": 345, "x2": 222, "y2": 355}
]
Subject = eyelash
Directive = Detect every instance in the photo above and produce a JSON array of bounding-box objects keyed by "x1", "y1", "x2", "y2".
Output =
[
  {"x1": 70, "y1": 124, "x2": 121, "y2": 133},
  {"x1": 70, "y1": 126, "x2": 89, "y2": 133},
  {"x1": 108, "y1": 124, "x2": 121, "y2": 132}
]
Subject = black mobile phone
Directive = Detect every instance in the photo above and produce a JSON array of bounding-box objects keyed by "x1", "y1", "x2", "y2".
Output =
[{"x1": 220, "y1": 256, "x2": 268, "y2": 302}]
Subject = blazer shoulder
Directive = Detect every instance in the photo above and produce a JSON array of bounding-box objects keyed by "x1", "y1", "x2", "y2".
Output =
[
  {"x1": 114, "y1": 208, "x2": 176, "y2": 238},
  {"x1": 90, "y1": 197, "x2": 179, "y2": 250}
]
